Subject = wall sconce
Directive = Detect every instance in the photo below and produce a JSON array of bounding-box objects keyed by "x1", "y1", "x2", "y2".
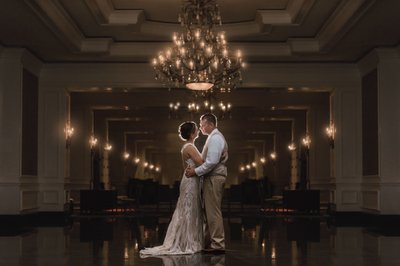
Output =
[
  {"x1": 88, "y1": 135, "x2": 98, "y2": 190},
  {"x1": 64, "y1": 122, "x2": 74, "y2": 148},
  {"x1": 325, "y1": 123, "x2": 336, "y2": 148},
  {"x1": 89, "y1": 135, "x2": 98, "y2": 150},
  {"x1": 302, "y1": 135, "x2": 311, "y2": 150},
  {"x1": 123, "y1": 152, "x2": 130, "y2": 160},
  {"x1": 104, "y1": 143, "x2": 112, "y2": 151},
  {"x1": 288, "y1": 142, "x2": 297, "y2": 151},
  {"x1": 270, "y1": 152, "x2": 277, "y2": 161}
]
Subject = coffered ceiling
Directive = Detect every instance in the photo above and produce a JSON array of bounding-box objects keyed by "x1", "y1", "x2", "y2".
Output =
[{"x1": 1, "y1": 0, "x2": 399, "y2": 63}]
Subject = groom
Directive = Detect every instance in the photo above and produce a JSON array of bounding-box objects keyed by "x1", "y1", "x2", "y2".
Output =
[{"x1": 186, "y1": 113, "x2": 228, "y2": 254}]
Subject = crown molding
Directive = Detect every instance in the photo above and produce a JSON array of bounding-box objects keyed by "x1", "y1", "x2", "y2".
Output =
[
  {"x1": 85, "y1": 0, "x2": 144, "y2": 25},
  {"x1": 317, "y1": 0, "x2": 376, "y2": 52},
  {"x1": 25, "y1": 0, "x2": 376, "y2": 58},
  {"x1": 26, "y1": 0, "x2": 83, "y2": 51},
  {"x1": 26, "y1": 0, "x2": 112, "y2": 53}
]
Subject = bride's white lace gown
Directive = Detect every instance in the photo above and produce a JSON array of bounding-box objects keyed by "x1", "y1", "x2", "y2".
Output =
[{"x1": 140, "y1": 143, "x2": 203, "y2": 256}]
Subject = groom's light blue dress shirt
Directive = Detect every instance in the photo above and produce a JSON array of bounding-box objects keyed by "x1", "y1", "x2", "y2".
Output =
[{"x1": 195, "y1": 128, "x2": 228, "y2": 177}]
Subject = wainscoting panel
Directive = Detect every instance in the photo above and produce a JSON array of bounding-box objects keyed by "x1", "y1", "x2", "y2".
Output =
[
  {"x1": 42, "y1": 190, "x2": 60, "y2": 205},
  {"x1": 340, "y1": 190, "x2": 359, "y2": 205},
  {"x1": 361, "y1": 190, "x2": 380, "y2": 211},
  {"x1": 21, "y1": 190, "x2": 39, "y2": 211}
]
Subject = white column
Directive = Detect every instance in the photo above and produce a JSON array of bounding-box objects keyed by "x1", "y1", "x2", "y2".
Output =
[
  {"x1": 0, "y1": 48, "x2": 43, "y2": 214},
  {"x1": 332, "y1": 86, "x2": 362, "y2": 212},
  {"x1": 38, "y1": 87, "x2": 70, "y2": 211},
  {"x1": 0, "y1": 49, "x2": 24, "y2": 214},
  {"x1": 375, "y1": 49, "x2": 400, "y2": 214},
  {"x1": 357, "y1": 48, "x2": 400, "y2": 214}
]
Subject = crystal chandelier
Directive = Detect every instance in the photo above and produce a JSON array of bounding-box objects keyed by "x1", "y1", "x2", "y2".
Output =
[{"x1": 152, "y1": 0, "x2": 244, "y2": 91}]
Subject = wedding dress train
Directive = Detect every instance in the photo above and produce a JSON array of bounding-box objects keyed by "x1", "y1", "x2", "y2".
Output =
[{"x1": 140, "y1": 143, "x2": 203, "y2": 256}]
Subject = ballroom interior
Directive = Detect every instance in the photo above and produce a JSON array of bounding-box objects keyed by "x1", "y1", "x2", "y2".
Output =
[{"x1": 1, "y1": 0, "x2": 400, "y2": 265}]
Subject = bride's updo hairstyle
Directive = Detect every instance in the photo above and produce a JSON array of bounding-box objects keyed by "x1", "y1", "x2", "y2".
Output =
[{"x1": 178, "y1": 121, "x2": 196, "y2": 141}]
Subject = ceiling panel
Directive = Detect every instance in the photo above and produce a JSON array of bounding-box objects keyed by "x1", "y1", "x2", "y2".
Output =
[{"x1": 0, "y1": 0, "x2": 398, "y2": 63}]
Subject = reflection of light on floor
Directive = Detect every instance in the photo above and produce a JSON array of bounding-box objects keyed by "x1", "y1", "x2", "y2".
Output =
[
  {"x1": 124, "y1": 247, "x2": 129, "y2": 259},
  {"x1": 260, "y1": 208, "x2": 295, "y2": 213},
  {"x1": 103, "y1": 208, "x2": 136, "y2": 213},
  {"x1": 271, "y1": 242, "x2": 276, "y2": 259},
  {"x1": 261, "y1": 240, "x2": 266, "y2": 256},
  {"x1": 291, "y1": 241, "x2": 298, "y2": 265}
]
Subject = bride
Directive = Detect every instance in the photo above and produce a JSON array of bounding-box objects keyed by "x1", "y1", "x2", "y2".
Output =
[{"x1": 140, "y1": 121, "x2": 204, "y2": 256}]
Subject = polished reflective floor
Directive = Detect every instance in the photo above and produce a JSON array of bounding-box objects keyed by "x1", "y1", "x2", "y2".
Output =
[{"x1": 1, "y1": 215, "x2": 400, "y2": 266}]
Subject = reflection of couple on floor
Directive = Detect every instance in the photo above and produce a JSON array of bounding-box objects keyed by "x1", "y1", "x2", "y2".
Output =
[{"x1": 140, "y1": 113, "x2": 228, "y2": 257}]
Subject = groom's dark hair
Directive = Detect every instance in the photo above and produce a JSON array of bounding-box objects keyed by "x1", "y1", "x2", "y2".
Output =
[{"x1": 201, "y1": 113, "x2": 217, "y2": 127}]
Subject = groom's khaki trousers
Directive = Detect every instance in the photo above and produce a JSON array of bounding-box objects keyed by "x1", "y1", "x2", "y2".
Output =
[{"x1": 203, "y1": 175, "x2": 226, "y2": 250}]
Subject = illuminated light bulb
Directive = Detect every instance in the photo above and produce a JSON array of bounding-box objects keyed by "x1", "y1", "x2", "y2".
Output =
[{"x1": 288, "y1": 143, "x2": 296, "y2": 151}]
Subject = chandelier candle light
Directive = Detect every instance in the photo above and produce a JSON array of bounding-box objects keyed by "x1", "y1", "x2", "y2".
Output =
[{"x1": 152, "y1": 0, "x2": 244, "y2": 91}]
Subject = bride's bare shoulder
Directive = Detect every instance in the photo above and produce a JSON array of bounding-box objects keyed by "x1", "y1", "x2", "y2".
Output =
[{"x1": 182, "y1": 144, "x2": 203, "y2": 166}]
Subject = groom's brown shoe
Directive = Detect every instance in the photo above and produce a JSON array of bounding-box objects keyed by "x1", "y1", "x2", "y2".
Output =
[{"x1": 202, "y1": 248, "x2": 225, "y2": 254}]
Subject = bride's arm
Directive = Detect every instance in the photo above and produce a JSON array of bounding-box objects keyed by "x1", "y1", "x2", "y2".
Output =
[{"x1": 186, "y1": 146, "x2": 203, "y2": 166}]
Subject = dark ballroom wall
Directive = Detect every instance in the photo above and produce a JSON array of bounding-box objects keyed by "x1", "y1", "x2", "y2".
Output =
[{"x1": 362, "y1": 69, "x2": 378, "y2": 176}]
